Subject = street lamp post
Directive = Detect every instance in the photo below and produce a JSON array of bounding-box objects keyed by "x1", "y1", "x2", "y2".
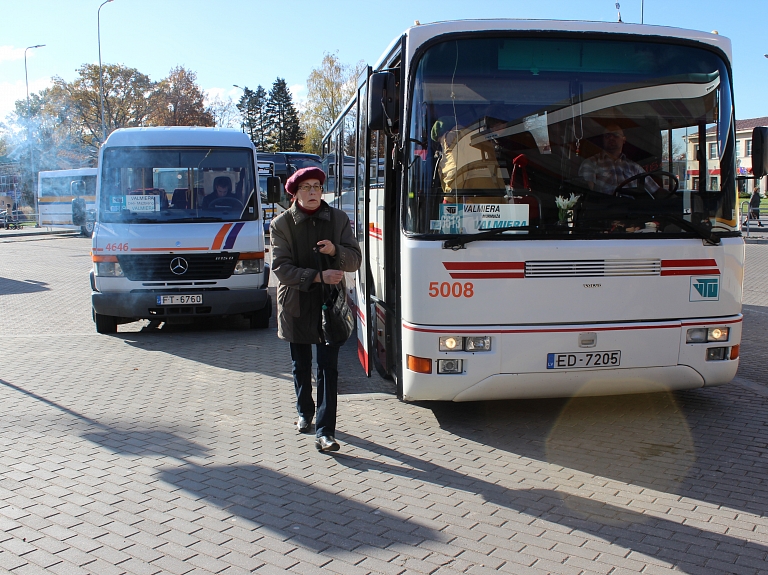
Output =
[
  {"x1": 98, "y1": 0, "x2": 114, "y2": 142},
  {"x1": 25, "y1": 44, "x2": 45, "y2": 227},
  {"x1": 233, "y1": 84, "x2": 247, "y2": 136}
]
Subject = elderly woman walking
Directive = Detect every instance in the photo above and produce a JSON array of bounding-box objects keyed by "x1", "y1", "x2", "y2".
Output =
[{"x1": 270, "y1": 167, "x2": 361, "y2": 453}]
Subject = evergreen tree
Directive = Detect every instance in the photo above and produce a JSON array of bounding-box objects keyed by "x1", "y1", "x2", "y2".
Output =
[
  {"x1": 264, "y1": 78, "x2": 303, "y2": 152},
  {"x1": 236, "y1": 85, "x2": 268, "y2": 150}
]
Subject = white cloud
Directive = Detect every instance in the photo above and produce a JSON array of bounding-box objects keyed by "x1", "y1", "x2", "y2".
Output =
[
  {"x1": 0, "y1": 46, "x2": 26, "y2": 63},
  {"x1": 0, "y1": 77, "x2": 52, "y2": 123},
  {"x1": 290, "y1": 83, "x2": 307, "y2": 110}
]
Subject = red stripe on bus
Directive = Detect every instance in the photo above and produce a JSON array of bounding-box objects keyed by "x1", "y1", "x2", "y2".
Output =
[
  {"x1": 211, "y1": 223, "x2": 233, "y2": 250},
  {"x1": 661, "y1": 259, "x2": 717, "y2": 268},
  {"x1": 443, "y1": 261, "x2": 524, "y2": 270},
  {"x1": 358, "y1": 340, "x2": 368, "y2": 374},
  {"x1": 403, "y1": 323, "x2": 681, "y2": 334},
  {"x1": 448, "y1": 272, "x2": 525, "y2": 279},
  {"x1": 660, "y1": 269, "x2": 720, "y2": 276},
  {"x1": 130, "y1": 247, "x2": 210, "y2": 252}
]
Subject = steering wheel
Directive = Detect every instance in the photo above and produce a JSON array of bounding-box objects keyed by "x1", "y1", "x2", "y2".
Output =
[
  {"x1": 615, "y1": 170, "x2": 679, "y2": 199},
  {"x1": 208, "y1": 197, "x2": 244, "y2": 210}
]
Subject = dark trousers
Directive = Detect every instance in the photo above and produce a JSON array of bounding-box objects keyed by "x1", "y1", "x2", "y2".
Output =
[{"x1": 290, "y1": 342, "x2": 340, "y2": 438}]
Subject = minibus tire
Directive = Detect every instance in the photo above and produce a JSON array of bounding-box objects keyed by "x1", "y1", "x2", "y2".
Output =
[
  {"x1": 94, "y1": 312, "x2": 118, "y2": 334},
  {"x1": 249, "y1": 301, "x2": 271, "y2": 329},
  {"x1": 81, "y1": 221, "x2": 94, "y2": 237}
]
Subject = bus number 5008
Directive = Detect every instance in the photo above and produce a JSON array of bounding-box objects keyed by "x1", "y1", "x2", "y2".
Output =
[{"x1": 428, "y1": 282, "x2": 474, "y2": 298}]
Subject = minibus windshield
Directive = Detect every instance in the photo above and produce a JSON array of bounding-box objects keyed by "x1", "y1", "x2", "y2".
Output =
[{"x1": 99, "y1": 147, "x2": 257, "y2": 223}]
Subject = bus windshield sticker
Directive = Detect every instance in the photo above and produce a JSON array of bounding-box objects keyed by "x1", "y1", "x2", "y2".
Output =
[
  {"x1": 125, "y1": 195, "x2": 160, "y2": 213},
  {"x1": 438, "y1": 203, "x2": 529, "y2": 234}
]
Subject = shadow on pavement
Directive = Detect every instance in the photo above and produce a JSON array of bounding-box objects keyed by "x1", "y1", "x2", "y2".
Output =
[
  {"x1": 425, "y1": 387, "x2": 768, "y2": 527},
  {"x1": 0, "y1": 277, "x2": 50, "y2": 295},
  {"x1": 335, "y1": 432, "x2": 768, "y2": 574}
]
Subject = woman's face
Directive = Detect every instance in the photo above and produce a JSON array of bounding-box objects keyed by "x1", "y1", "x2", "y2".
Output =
[{"x1": 294, "y1": 178, "x2": 323, "y2": 210}]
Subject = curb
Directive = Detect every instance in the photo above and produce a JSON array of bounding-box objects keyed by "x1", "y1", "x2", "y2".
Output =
[{"x1": 0, "y1": 229, "x2": 82, "y2": 239}]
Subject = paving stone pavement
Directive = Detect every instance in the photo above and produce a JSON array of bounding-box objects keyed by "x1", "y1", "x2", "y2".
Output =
[{"x1": 0, "y1": 234, "x2": 767, "y2": 575}]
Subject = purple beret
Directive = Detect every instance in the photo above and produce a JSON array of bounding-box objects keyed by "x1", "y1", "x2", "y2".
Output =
[{"x1": 284, "y1": 167, "x2": 326, "y2": 196}]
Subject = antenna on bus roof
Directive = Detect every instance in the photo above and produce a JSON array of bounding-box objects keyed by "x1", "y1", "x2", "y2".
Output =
[
  {"x1": 414, "y1": 20, "x2": 420, "y2": 26},
  {"x1": 615, "y1": 2, "x2": 623, "y2": 22}
]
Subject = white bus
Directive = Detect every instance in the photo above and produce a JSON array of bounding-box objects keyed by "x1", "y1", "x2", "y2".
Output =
[
  {"x1": 322, "y1": 20, "x2": 746, "y2": 401},
  {"x1": 90, "y1": 127, "x2": 277, "y2": 334},
  {"x1": 38, "y1": 168, "x2": 97, "y2": 235}
]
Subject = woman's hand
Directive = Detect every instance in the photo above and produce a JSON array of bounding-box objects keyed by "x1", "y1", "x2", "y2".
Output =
[
  {"x1": 316, "y1": 239, "x2": 336, "y2": 256},
  {"x1": 315, "y1": 269, "x2": 344, "y2": 284}
]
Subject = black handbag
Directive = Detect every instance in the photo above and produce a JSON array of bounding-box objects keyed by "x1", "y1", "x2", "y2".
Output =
[{"x1": 316, "y1": 250, "x2": 355, "y2": 346}]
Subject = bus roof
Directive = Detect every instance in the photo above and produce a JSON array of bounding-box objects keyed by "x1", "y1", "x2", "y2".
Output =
[
  {"x1": 373, "y1": 19, "x2": 732, "y2": 69},
  {"x1": 102, "y1": 127, "x2": 255, "y2": 149}
]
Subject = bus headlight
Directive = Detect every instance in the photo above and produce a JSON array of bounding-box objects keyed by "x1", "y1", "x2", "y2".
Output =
[
  {"x1": 466, "y1": 336, "x2": 491, "y2": 351},
  {"x1": 95, "y1": 262, "x2": 124, "y2": 277},
  {"x1": 686, "y1": 327, "x2": 729, "y2": 343},
  {"x1": 439, "y1": 336, "x2": 464, "y2": 351},
  {"x1": 233, "y1": 252, "x2": 264, "y2": 274}
]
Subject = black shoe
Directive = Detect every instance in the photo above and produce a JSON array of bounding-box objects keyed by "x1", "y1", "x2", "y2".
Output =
[
  {"x1": 296, "y1": 416, "x2": 311, "y2": 433},
  {"x1": 315, "y1": 436, "x2": 339, "y2": 452}
]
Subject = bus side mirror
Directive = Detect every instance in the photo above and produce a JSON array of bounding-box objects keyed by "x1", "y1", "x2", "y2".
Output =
[
  {"x1": 367, "y1": 71, "x2": 398, "y2": 132},
  {"x1": 266, "y1": 176, "x2": 281, "y2": 203},
  {"x1": 752, "y1": 127, "x2": 768, "y2": 178}
]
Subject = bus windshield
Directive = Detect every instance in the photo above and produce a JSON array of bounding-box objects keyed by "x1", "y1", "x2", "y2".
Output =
[
  {"x1": 99, "y1": 147, "x2": 256, "y2": 223},
  {"x1": 405, "y1": 36, "x2": 736, "y2": 239}
]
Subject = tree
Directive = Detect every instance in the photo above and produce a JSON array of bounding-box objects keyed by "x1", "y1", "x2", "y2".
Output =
[
  {"x1": 151, "y1": 66, "x2": 214, "y2": 127},
  {"x1": 236, "y1": 86, "x2": 268, "y2": 149},
  {"x1": 206, "y1": 94, "x2": 239, "y2": 129},
  {"x1": 50, "y1": 63, "x2": 161, "y2": 156},
  {"x1": 302, "y1": 52, "x2": 365, "y2": 153},
  {"x1": 264, "y1": 78, "x2": 303, "y2": 152}
]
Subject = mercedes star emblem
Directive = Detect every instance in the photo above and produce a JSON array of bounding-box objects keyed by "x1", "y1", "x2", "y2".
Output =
[{"x1": 170, "y1": 257, "x2": 189, "y2": 275}]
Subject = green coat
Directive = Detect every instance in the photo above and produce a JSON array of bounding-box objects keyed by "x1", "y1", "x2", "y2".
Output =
[{"x1": 270, "y1": 201, "x2": 362, "y2": 344}]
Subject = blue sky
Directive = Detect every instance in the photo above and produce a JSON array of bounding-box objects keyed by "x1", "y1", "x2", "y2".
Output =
[{"x1": 1, "y1": 0, "x2": 767, "y2": 124}]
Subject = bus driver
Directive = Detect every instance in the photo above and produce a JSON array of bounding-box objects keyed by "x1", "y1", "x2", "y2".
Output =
[{"x1": 578, "y1": 124, "x2": 659, "y2": 195}]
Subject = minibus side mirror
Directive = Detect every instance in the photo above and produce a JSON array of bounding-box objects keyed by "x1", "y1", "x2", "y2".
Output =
[
  {"x1": 266, "y1": 176, "x2": 282, "y2": 203},
  {"x1": 752, "y1": 127, "x2": 768, "y2": 178},
  {"x1": 367, "y1": 71, "x2": 398, "y2": 132}
]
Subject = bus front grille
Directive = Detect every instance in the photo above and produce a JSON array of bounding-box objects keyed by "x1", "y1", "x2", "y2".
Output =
[
  {"x1": 117, "y1": 253, "x2": 239, "y2": 281},
  {"x1": 525, "y1": 259, "x2": 661, "y2": 278}
]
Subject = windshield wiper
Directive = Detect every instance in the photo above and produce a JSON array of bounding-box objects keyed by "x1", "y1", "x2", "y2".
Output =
[
  {"x1": 443, "y1": 226, "x2": 532, "y2": 249},
  {"x1": 657, "y1": 214, "x2": 721, "y2": 245}
]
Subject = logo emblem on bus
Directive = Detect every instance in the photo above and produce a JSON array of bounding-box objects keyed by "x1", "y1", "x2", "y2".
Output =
[
  {"x1": 690, "y1": 277, "x2": 719, "y2": 301},
  {"x1": 170, "y1": 257, "x2": 189, "y2": 275}
]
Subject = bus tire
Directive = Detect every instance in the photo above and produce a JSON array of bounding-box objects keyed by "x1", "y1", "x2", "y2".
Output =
[
  {"x1": 82, "y1": 221, "x2": 95, "y2": 237},
  {"x1": 249, "y1": 297, "x2": 272, "y2": 329},
  {"x1": 94, "y1": 311, "x2": 118, "y2": 334}
]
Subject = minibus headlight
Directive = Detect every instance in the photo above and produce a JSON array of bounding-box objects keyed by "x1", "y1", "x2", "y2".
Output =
[
  {"x1": 95, "y1": 262, "x2": 124, "y2": 277},
  {"x1": 465, "y1": 336, "x2": 491, "y2": 351},
  {"x1": 686, "y1": 327, "x2": 729, "y2": 343},
  {"x1": 232, "y1": 259, "x2": 264, "y2": 275},
  {"x1": 439, "y1": 336, "x2": 464, "y2": 351}
]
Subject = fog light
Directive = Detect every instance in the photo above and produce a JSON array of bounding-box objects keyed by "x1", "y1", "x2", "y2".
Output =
[
  {"x1": 706, "y1": 347, "x2": 727, "y2": 361},
  {"x1": 437, "y1": 359, "x2": 463, "y2": 374},
  {"x1": 466, "y1": 336, "x2": 491, "y2": 351},
  {"x1": 439, "y1": 336, "x2": 464, "y2": 351}
]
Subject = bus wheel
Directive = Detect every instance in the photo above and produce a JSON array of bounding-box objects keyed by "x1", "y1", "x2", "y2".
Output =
[
  {"x1": 249, "y1": 298, "x2": 272, "y2": 329},
  {"x1": 82, "y1": 221, "x2": 95, "y2": 237},
  {"x1": 94, "y1": 311, "x2": 117, "y2": 334}
]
